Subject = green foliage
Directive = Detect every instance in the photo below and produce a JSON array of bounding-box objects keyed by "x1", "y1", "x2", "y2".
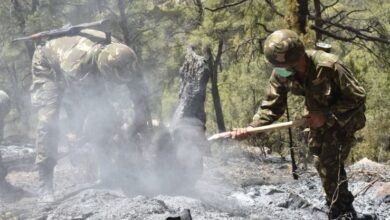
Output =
[{"x1": 343, "y1": 45, "x2": 390, "y2": 162}]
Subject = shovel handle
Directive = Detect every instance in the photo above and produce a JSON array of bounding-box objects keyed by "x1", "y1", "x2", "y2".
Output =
[{"x1": 208, "y1": 118, "x2": 307, "y2": 141}]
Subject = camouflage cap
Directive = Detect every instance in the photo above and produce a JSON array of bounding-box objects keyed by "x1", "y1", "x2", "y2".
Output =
[
  {"x1": 263, "y1": 29, "x2": 305, "y2": 66},
  {"x1": 97, "y1": 43, "x2": 138, "y2": 84}
]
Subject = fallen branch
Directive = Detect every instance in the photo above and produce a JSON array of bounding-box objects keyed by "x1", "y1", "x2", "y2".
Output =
[{"x1": 353, "y1": 177, "x2": 380, "y2": 198}]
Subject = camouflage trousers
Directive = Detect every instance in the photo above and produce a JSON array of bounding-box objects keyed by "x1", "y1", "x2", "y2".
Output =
[
  {"x1": 309, "y1": 123, "x2": 357, "y2": 212},
  {"x1": 31, "y1": 81, "x2": 120, "y2": 171},
  {"x1": 31, "y1": 81, "x2": 62, "y2": 170},
  {"x1": 30, "y1": 45, "x2": 62, "y2": 170}
]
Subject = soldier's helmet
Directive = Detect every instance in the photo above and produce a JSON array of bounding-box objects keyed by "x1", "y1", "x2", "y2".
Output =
[
  {"x1": 97, "y1": 43, "x2": 138, "y2": 84},
  {"x1": 263, "y1": 29, "x2": 305, "y2": 66}
]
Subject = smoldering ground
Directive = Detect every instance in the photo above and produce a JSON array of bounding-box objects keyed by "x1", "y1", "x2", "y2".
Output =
[
  {"x1": 0, "y1": 77, "x2": 389, "y2": 219},
  {"x1": 0, "y1": 78, "x2": 220, "y2": 217},
  {"x1": 2, "y1": 139, "x2": 389, "y2": 219},
  {"x1": 56, "y1": 81, "x2": 208, "y2": 196}
]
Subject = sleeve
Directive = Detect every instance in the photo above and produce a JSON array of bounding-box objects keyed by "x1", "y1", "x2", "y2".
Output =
[
  {"x1": 249, "y1": 72, "x2": 288, "y2": 127},
  {"x1": 325, "y1": 63, "x2": 366, "y2": 126}
]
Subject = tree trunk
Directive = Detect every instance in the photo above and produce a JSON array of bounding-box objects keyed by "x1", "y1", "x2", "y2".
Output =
[
  {"x1": 172, "y1": 45, "x2": 210, "y2": 127},
  {"x1": 193, "y1": 0, "x2": 204, "y2": 27},
  {"x1": 297, "y1": 0, "x2": 308, "y2": 34},
  {"x1": 117, "y1": 0, "x2": 131, "y2": 46},
  {"x1": 11, "y1": 0, "x2": 35, "y2": 58},
  {"x1": 31, "y1": 0, "x2": 39, "y2": 13},
  {"x1": 206, "y1": 39, "x2": 226, "y2": 132},
  {"x1": 313, "y1": 0, "x2": 323, "y2": 41},
  {"x1": 3, "y1": 62, "x2": 30, "y2": 132}
]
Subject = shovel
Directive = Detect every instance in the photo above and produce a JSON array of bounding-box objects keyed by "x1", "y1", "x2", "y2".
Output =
[{"x1": 207, "y1": 118, "x2": 307, "y2": 141}]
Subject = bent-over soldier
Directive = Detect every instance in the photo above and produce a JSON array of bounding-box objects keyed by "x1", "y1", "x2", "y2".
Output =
[{"x1": 31, "y1": 29, "x2": 150, "y2": 201}]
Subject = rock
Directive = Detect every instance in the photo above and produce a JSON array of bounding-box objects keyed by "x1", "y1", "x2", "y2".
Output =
[
  {"x1": 383, "y1": 195, "x2": 390, "y2": 203},
  {"x1": 265, "y1": 188, "x2": 284, "y2": 195},
  {"x1": 277, "y1": 193, "x2": 311, "y2": 210},
  {"x1": 373, "y1": 182, "x2": 390, "y2": 200},
  {"x1": 165, "y1": 209, "x2": 192, "y2": 220},
  {"x1": 350, "y1": 158, "x2": 385, "y2": 170}
]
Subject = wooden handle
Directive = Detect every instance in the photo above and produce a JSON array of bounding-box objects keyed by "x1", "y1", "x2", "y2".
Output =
[
  {"x1": 246, "y1": 118, "x2": 306, "y2": 133},
  {"x1": 207, "y1": 118, "x2": 306, "y2": 141}
]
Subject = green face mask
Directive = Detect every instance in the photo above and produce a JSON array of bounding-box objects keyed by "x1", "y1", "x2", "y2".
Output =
[{"x1": 274, "y1": 67, "x2": 295, "y2": 77}]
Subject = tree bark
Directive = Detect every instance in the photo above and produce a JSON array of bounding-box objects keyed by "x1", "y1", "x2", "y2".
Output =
[
  {"x1": 172, "y1": 45, "x2": 210, "y2": 127},
  {"x1": 206, "y1": 39, "x2": 226, "y2": 132}
]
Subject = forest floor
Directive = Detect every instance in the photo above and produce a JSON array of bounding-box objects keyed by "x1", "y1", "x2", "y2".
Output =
[{"x1": 0, "y1": 143, "x2": 389, "y2": 220}]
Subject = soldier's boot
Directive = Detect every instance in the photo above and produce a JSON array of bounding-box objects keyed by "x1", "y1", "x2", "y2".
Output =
[
  {"x1": 0, "y1": 179, "x2": 26, "y2": 202},
  {"x1": 37, "y1": 166, "x2": 54, "y2": 202}
]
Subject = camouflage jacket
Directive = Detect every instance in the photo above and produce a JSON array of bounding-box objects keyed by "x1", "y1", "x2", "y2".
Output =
[
  {"x1": 31, "y1": 29, "x2": 118, "y2": 87},
  {"x1": 250, "y1": 50, "x2": 366, "y2": 130}
]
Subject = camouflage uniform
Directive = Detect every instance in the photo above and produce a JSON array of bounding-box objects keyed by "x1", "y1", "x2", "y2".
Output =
[
  {"x1": 250, "y1": 49, "x2": 366, "y2": 215},
  {"x1": 31, "y1": 29, "x2": 149, "y2": 193},
  {"x1": 0, "y1": 90, "x2": 10, "y2": 182}
]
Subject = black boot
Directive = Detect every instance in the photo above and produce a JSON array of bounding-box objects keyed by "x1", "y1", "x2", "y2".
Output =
[{"x1": 37, "y1": 166, "x2": 54, "y2": 202}]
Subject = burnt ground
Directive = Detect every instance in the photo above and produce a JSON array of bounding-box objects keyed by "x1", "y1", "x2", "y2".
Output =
[{"x1": 0, "y1": 143, "x2": 389, "y2": 220}]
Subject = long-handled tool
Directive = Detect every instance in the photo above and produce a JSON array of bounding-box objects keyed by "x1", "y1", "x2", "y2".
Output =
[{"x1": 207, "y1": 118, "x2": 307, "y2": 141}]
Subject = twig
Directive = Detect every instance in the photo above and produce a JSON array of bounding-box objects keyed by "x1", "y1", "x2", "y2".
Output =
[
  {"x1": 353, "y1": 177, "x2": 380, "y2": 198},
  {"x1": 265, "y1": 0, "x2": 284, "y2": 17},
  {"x1": 204, "y1": 0, "x2": 249, "y2": 12}
]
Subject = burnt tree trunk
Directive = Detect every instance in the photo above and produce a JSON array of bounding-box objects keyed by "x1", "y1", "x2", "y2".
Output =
[
  {"x1": 171, "y1": 45, "x2": 210, "y2": 185},
  {"x1": 172, "y1": 45, "x2": 210, "y2": 126},
  {"x1": 206, "y1": 40, "x2": 226, "y2": 132}
]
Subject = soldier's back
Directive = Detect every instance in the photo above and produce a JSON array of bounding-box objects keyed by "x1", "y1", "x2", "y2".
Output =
[{"x1": 44, "y1": 29, "x2": 110, "y2": 82}]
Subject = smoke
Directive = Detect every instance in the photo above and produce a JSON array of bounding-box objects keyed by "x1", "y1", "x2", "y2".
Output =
[{"x1": 55, "y1": 77, "x2": 209, "y2": 197}]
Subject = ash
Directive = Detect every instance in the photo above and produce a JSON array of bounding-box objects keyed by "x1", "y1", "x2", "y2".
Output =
[{"x1": 0, "y1": 143, "x2": 389, "y2": 220}]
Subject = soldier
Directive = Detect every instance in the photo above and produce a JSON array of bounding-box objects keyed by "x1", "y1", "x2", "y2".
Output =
[
  {"x1": 31, "y1": 29, "x2": 150, "y2": 201},
  {"x1": 232, "y1": 30, "x2": 368, "y2": 219},
  {"x1": 0, "y1": 90, "x2": 24, "y2": 201}
]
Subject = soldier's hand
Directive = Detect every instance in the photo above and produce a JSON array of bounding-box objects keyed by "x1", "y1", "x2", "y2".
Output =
[
  {"x1": 305, "y1": 111, "x2": 325, "y2": 128},
  {"x1": 231, "y1": 126, "x2": 253, "y2": 140}
]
